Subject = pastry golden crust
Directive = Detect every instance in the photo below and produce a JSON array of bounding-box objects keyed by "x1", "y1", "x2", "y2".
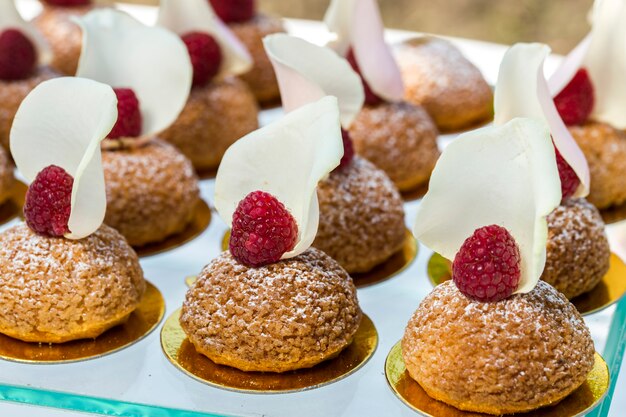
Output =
[
  {"x1": 394, "y1": 36, "x2": 494, "y2": 132},
  {"x1": 402, "y1": 280, "x2": 595, "y2": 415},
  {"x1": 0, "y1": 224, "x2": 145, "y2": 343},
  {"x1": 349, "y1": 102, "x2": 439, "y2": 191},
  {"x1": 0, "y1": 67, "x2": 58, "y2": 151},
  {"x1": 229, "y1": 13, "x2": 284, "y2": 104},
  {"x1": 314, "y1": 157, "x2": 405, "y2": 273},
  {"x1": 160, "y1": 77, "x2": 259, "y2": 170},
  {"x1": 0, "y1": 146, "x2": 14, "y2": 206},
  {"x1": 33, "y1": 5, "x2": 93, "y2": 76},
  {"x1": 102, "y1": 139, "x2": 200, "y2": 247},
  {"x1": 180, "y1": 248, "x2": 362, "y2": 373},
  {"x1": 543, "y1": 198, "x2": 610, "y2": 299},
  {"x1": 570, "y1": 122, "x2": 626, "y2": 209}
]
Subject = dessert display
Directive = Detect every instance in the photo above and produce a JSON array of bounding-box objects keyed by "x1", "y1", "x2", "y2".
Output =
[
  {"x1": 161, "y1": 97, "x2": 374, "y2": 390},
  {"x1": 0, "y1": 1, "x2": 57, "y2": 152},
  {"x1": 494, "y1": 42, "x2": 611, "y2": 300},
  {"x1": 402, "y1": 117, "x2": 599, "y2": 414},
  {"x1": 394, "y1": 36, "x2": 494, "y2": 132},
  {"x1": 157, "y1": 0, "x2": 259, "y2": 172},
  {"x1": 1, "y1": 77, "x2": 146, "y2": 345},
  {"x1": 548, "y1": 0, "x2": 626, "y2": 210},
  {"x1": 264, "y1": 34, "x2": 409, "y2": 277},
  {"x1": 209, "y1": 0, "x2": 284, "y2": 104},
  {"x1": 324, "y1": 0, "x2": 440, "y2": 193},
  {"x1": 33, "y1": 0, "x2": 97, "y2": 76},
  {"x1": 75, "y1": 9, "x2": 205, "y2": 249}
]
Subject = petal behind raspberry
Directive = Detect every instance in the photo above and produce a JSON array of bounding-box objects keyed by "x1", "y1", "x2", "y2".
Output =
[
  {"x1": 182, "y1": 32, "x2": 223, "y2": 87},
  {"x1": 554, "y1": 68, "x2": 594, "y2": 126}
]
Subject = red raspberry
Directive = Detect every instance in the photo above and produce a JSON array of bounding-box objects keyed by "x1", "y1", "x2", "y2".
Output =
[
  {"x1": 554, "y1": 145, "x2": 580, "y2": 200},
  {"x1": 336, "y1": 128, "x2": 355, "y2": 170},
  {"x1": 0, "y1": 29, "x2": 36, "y2": 81},
  {"x1": 43, "y1": 0, "x2": 91, "y2": 6},
  {"x1": 209, "y1": 0, "x2": 255, "y2": 23},
  {"x1": 230, "y1": 191, "x2": 298, "y2": 267},
  {"x1": 452, "y1": 225, "x2": 521, "y2": 302},
  {"x1": 182, "y1": 32, "x2": 223, "y2": 87},
  {"x1": 554, "y1": 68, "x2": 594, "y2": 126},
  {"x1": 108, "y1": 88, "x2": 142, "y2": 139},
  {"x1": 24, "y1": 165, "x2": 74, "y2": 237},
  {"x1": 346, "y1": 48, "x2": 383, "y2": 106}
]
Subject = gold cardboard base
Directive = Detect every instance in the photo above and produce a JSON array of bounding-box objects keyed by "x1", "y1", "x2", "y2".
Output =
[
  {"x1": 0, "y1": 180, "x2": 26, "y2": 226},
  {"x1": 0, "y1": 281, "x2": 165, "y2": 364},
  {"x1": 385, "y1": 341, "x2": 609, "y2": 417},
  {"x1": 161, "y1": 309, "x2": 378, "y2": 393}
]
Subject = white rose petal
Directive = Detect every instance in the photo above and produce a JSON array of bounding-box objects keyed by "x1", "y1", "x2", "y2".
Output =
[
  {"x1": 215, "y1": 96, "x2": 343, "y2": 259},
  {"x1": 10, "y1": 77, "x2": 118, "y2": 239},
  {"x1": 324, "y1": 0, "x2": 404, "y2": 102},
  {"x1": 0, "y1": 0, "x2": 51, "y2": 65},
  {"x1": 264, "y1": 33, "x2": 364, "y2": 127},
  {"x1": 414, "y1": 118, "x2": 561, "y2": 293},
  {"x1": 157, "y1": 0, "x2": 252, "y2": 78},
  {"x1": 495, "y1": 43, "x2": 590, "y2": 197},
  {"x1": 75, "y1": 9, "x2": 192, "y2": 138}
]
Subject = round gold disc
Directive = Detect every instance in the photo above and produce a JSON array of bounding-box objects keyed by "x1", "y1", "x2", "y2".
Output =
[
  {"x1": 0, "y1": 281, "x2": 165, "y2": 364},
  {"x1": 0, "y1": 180, "x2": 27, "y2": 226},
  {"x1": 161, "y1": 309, "x2": 378, "y2": 393},
  {"x1": 600, "y1": 202, "x2": 626, "y2": 224},
  {"x1": 401, "y1": 183, "x2": 428, "y2": 202},
  {"x1": 195, "y1": 167, "x2": 218, "y2": 181},
  {"x1": 221, "y1": 229, "x2": 418, "y2": 289},
  {"x1": 385, "y1": 341, "x2": 609, "y2": 417},
  {"x1": 135, "y1": 200, "x2": 212, "y2": 258},
  {"x1": 427, "y1": 252, "x2": 626, "y2": 316}
]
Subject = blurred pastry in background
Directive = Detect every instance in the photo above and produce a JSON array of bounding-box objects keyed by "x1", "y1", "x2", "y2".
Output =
[
  {"x1": 394, "y1": 36, "x2": 494, "y2": 132},
  {"x1": 158, "y1": 0, "x2": 258, "y2": 172},
  {"x1": 209, "y1": 0, "x2": 284, "y2": 104},
  {"x1": 324, "y1": 0, "x2": 440, "y2": 193},
  {"x1": 0, "y1": 0, "x2": 58, "y2": 151}
]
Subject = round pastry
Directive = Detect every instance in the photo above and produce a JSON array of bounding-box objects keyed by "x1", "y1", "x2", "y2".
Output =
[
  {"x1": 403, "y1": 280, "x2": 595, "y2": 415},
  {"x1": 229, "y1": 14, "x2": 284, "y2": 104},
  {"x1": 102, "y1": 139, "x2": 201, "y2": 247},
  {"x1": 0, "y1": 67, "x2": 58, "y2": 151},
  {"x1": 0, "y1": 146, "x2": 14, "y2": 206},
  {"x1": 569, "y1": 122, "x2": 626, "y2": 209},
  {"x1": 181, "y1": 248, "x2": 362, "y2": 373},
  {"x1": 160, "y1": 77, "x2": 259, "y2": 171},
  {"x1": 349, "y1": 102, "x2": 439, "y2": 192},
  {"x1": 0, "y1": 223, "x2": 145, "y2": 343},
  {"x1": 543, "y1": 198, "x2": 610, "y2": 299},
  {"x1": 314, "y1": 156, "x2": 406, "y2": 273},
  {"x1": 394, "y1": 36, "x2": 494, "y2": 132},
  {"x1": 33, "y1": 3, "x2": 94, "y2": 76}
]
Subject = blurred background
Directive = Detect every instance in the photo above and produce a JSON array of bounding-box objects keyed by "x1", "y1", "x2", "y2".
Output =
[{"x1": 132, "y1": 0, "x2": 594, "y2": 53}]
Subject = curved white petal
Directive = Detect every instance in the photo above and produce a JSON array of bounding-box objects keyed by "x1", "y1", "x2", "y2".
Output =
[
  {"x1": 215, "y1": 96, "x2": 343, "y2": 258},
  {"x1": 75, "y1": 9, "x2": 192, "y2": 137},
  {"x1": 581, "y1": 0, "x2": 626, "y2": 129},
  {"x1": 548, "y1": 34, "x2": 591, "y2": 96},
  {"x1": 157, "y1": 0, "x2": 252, "y2": 78},
  {"x1": 10, "y1": 77, "x2": 118, "y2": 239},
  {"x1": 414, "y1": 118, "x2": 561, "y2": 294},
  {"x1": 264, "y1": 34, "x2": 364, "y2": 128},
  {"x1": 324, "y1": 0, "x2": 404, "y2": 102},
  {"x1": 494, "y1": 43, "x2": 590, "y2": 197},
  {"x1": 0, "y1": 0, "x2": 52, "y2": 66}
]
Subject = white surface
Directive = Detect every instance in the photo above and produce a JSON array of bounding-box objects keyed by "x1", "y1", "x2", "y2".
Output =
[{"x1": 1, "y1": 2, "x2": 625, "y2": 417}]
